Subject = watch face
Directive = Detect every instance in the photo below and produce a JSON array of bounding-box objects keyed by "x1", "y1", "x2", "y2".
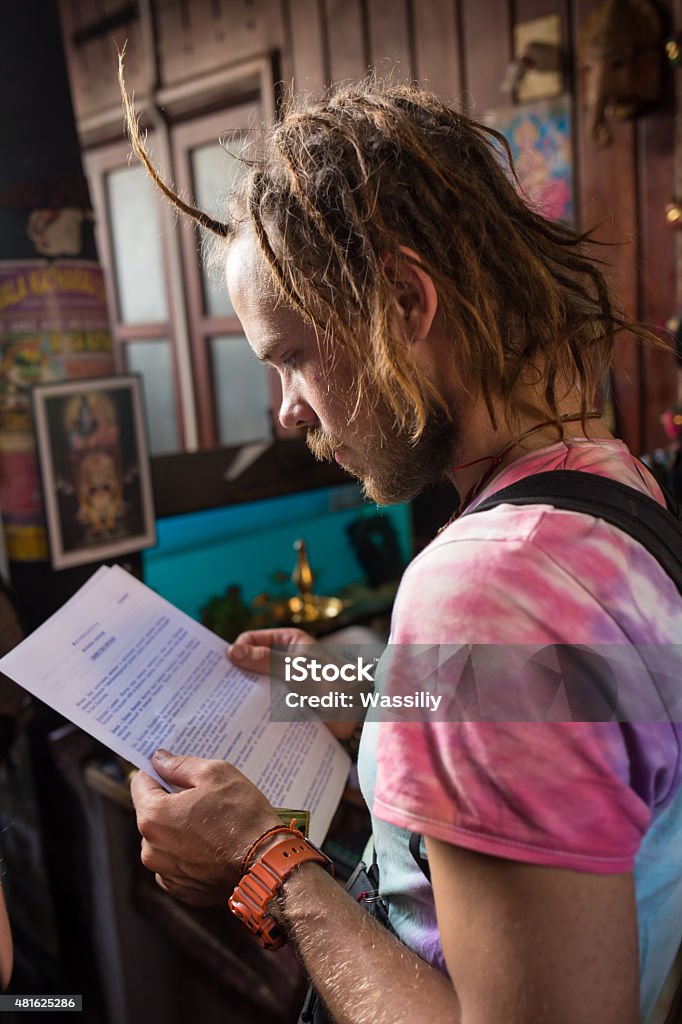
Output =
[{"x1": 274, "y1": 808, "x2": 310, "y2": 836}]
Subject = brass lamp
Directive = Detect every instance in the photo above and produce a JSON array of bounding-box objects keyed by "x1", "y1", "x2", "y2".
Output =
[{"x1": 286, "y1": 539, "x2": 345, "y2": 625}]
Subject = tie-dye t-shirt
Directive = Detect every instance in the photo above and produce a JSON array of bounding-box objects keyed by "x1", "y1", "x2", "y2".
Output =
[{"x1": 357, "y1": 438, "x2": 682, "y2": 1021}]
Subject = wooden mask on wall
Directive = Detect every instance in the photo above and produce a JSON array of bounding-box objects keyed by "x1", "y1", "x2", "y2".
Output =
[{"x1": 580, "y1": 0, "x2": 664, "y2": 146}]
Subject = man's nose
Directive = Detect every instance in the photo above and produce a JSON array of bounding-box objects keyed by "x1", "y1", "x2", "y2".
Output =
[{"x1": 278, "y1": 388, "x2": 318, "y2": 431}]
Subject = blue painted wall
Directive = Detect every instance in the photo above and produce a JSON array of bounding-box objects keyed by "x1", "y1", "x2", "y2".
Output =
[{"x1": 142, "y1": 484, "x2": 411, "y2": 622}]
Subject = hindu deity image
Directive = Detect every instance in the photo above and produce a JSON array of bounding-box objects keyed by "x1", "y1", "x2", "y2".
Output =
[{"x1": 62, "y1": 392, "x2": 125, "y2": 539}]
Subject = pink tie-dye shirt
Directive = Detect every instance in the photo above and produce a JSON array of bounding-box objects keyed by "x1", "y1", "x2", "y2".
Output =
[{"x1": 358, "y1": 438, "x2": 682, "y2": 1020}]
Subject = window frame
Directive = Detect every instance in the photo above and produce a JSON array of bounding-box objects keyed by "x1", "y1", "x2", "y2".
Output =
[
  {"x1": 172, "y1": 102, "x2": 281, "y2": 447},
  {"x1": 83, "y1": 56, "x2": 284, "y2": 454},
  {"x1": 85, "y1": 139, "x2": 187, "y2": 452}
]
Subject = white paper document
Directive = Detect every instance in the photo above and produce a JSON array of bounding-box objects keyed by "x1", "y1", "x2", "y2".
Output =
[{"x1": 0, "y1": 566, "x2": 350, "y2": 845}]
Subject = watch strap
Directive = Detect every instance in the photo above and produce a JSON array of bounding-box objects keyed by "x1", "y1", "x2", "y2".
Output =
[{"x1": 229, "y1": 833, "x2": 333, "y2": 950}]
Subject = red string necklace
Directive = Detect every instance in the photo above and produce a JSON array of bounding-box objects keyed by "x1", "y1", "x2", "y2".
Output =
[{"x1": 442, "y1": 410, "x2": 602, "y2": 530}]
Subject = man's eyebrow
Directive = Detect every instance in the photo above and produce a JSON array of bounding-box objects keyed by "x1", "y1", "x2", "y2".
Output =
[{"x1": 255, "y1": 340, "x2": 279, "y2": 363}]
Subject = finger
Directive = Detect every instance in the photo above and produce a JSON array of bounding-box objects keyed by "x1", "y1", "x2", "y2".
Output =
[
  {"x1": 232, "y1": 628, "x2": 293, "y2": 648},
  {"x1": 141, "y1": 837, "x2": 170, "y2": 876},
  {"x1": 155, "y1": 873, "x2": 222, "y2": 907},
  {"x1": 130, "y1": 769, "x2": 167, "y2": 813},
  {"x1": 230, "y1": 629, "x2": 317, "y2": 677},
  {"x1": 231, "y1": 627, "x2": 316, "y2": 653},
  {"x1": 150, "y1": 749, "x2": 216, "y2": 788},
  {"x1": 230, "y1": 642, "x2": 299, "y2": 682},
  {"x1": 141, "y1": 839, "x2": 196, "y2": 880},
  {"x1": 228, "y1": 640, "x2": 272, "y2": 675}
]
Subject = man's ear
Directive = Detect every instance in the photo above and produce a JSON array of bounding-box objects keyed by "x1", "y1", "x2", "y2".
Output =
[{"x1": 384, "y1": 246, "x2": 439, "y2": 343}]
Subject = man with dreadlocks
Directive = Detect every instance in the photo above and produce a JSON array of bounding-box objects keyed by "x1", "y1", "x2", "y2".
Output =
[{"x1": 128, "y1": 70, "x2": 682, "y2": 1024}]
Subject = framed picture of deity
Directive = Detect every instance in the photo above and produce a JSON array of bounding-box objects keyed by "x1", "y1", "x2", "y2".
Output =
[
  {"x1": 484, "y1": 96, "x2": 575, "y2": 226},
  {"x1": 32, "y1": 374, "x2": 156, "y2": 570}
]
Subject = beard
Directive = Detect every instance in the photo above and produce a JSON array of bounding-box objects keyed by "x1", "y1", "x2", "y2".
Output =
[{"x1": 306, "y1": 398, "x2": 459, "y2": 505}]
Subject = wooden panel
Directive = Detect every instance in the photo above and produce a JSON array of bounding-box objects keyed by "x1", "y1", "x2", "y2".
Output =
[
  {"x1": 58, "y1": 0, "x2": 148, "y2": 122},
  {"x1": 412, "y1": 0, "x2": 463, "y2": 102},
  {"x1": 286, "y1": 0, "x2": 327, "y2": 93},
  {"x1": 580, "y1": 124, "x2": 642, "y2": 449},
  {"x1": 324, "y1": 0, "x2": 368, "y2": 83},
  {"x1": 636, "y1": 0, "x2": 677, "y2": 451},
  {"x1": 459, "y1": 0, "x2": 512, "y2": 115},
  {"x1": 573, "y1": 0, "x2": 642, "y2": 451},
  {"x1": 513, "y1": 0, "x2": 568, "y2": 22},
  {"x1": 637, "y1": 110, "x2": 679, "y2": 451},
  {"x1": 155, "y1": 0, "x2": 286, "y2": 87},
  {"x1": 367, "y1": 0, "x2": 412, "y2": 81}
]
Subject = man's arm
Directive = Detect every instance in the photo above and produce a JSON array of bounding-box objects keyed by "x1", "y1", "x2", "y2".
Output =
[
  {"x1": 132, "y1": 754, "x2": 459, "y2": 1021},
  {"x1": 132, "y1": 753, "x2": 640, "y2": 1024},
  {"x1": 270, "y1": 862, "x2": 459, "y2": 1024},
  {"x1": 425, "y1": 836, "x2": 639, "y2": 1024},
  {"x1": 270, "y1": 841, "x2": 639, "y2": 1024}
]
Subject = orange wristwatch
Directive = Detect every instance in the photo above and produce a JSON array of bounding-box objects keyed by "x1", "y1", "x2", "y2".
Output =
[{"x1": 229, "y1": 832, "x2": 334, "y2": 950}]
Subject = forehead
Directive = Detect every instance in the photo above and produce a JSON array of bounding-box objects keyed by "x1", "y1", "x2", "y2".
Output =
[
  {"x1": 225, "y1": 229, "x2": 272, "y2": 306},
  {"x1": 225, "y1": 230, "x2": 309, "y2": 358}
]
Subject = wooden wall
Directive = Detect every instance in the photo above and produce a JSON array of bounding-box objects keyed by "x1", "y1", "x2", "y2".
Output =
[{"x1": 58, "y1": 0, "x2": 679, "y2": 453}]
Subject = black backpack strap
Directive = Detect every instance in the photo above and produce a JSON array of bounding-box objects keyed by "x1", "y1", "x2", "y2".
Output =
[
  {"x1": 465, "y1": 470, "x2": 682, "y2": 596},
  {"x1": 408, "y1": 831, "x2": 431, "y2": 882}
]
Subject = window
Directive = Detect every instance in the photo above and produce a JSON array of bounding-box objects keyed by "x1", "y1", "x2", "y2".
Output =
[
  {"x1": 84, "y1": 64, "x2": 280, "y2": 455},
  {"x1": 173, "y1": 104, "x2": 276, "y2": 449}
]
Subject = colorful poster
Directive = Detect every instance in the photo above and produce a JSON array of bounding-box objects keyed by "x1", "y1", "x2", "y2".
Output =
[
  {"x1": 0, "y1": 260, "x2": 114, "y2": 560},
  {"x1": 484, "y1": 96, "x2": 575, "y2": 225}
]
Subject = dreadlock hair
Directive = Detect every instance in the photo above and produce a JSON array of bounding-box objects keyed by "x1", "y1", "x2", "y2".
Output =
[{"x1": 120, "y1": 54, "x2": 661, "y2": 440}]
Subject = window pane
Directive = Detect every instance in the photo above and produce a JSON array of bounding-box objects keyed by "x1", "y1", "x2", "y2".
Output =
[
  {"x1": 191, "y1": 139, "x2": 247, "y2": 317},
  {"x1": 126, "y1": 340, "x2": 180, "y2": 454},
  {"x1": 210, "y1": 335, "x2": 272, "y2": 446},
  {"x1": 107, "y1": 164, "x2": 168, "y2": 324}
]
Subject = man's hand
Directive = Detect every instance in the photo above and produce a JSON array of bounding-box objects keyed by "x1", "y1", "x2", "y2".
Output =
[
  {"x1": 131, "y1": 749, "x2": 281, "y2": 905},
  {"x1": 228, "y1": 626, "x2": 316, "y2": 677},
  {"x1": 229, "y1": 627, "x2": 359, "y2": 740}
]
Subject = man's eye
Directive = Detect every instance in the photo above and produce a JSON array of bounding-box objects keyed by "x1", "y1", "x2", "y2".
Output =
[{"x1": 281, "y1": 354, "x2": 297, "y2": 369}]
